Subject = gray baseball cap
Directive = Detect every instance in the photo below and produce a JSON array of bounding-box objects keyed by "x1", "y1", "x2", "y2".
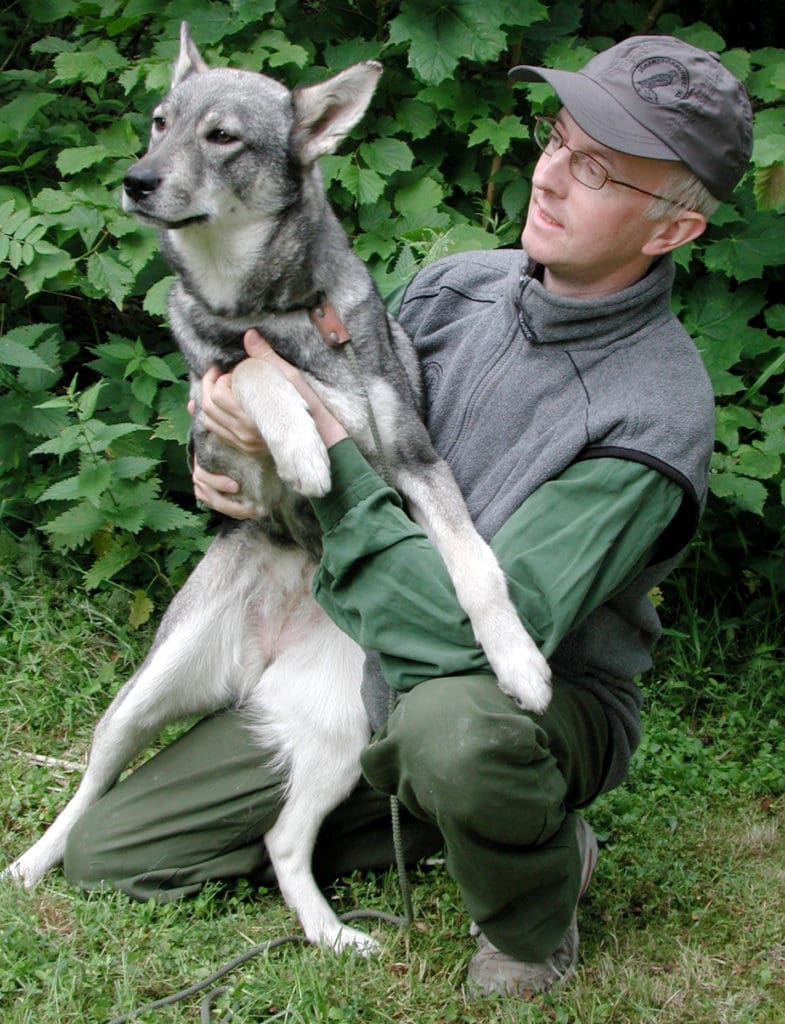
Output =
[{"x1": 509, "y1": 35, "x2": 753, "y2": 201}]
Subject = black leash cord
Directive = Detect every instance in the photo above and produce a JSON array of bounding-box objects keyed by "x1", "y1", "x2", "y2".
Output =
[{"x1": 107, "y1": 910, "x2": 407, "y2": 1024}]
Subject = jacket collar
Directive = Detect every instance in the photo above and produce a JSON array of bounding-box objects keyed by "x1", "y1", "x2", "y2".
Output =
[{"x1": 512, "y1": 253, "x2": 676, "y2": 347}]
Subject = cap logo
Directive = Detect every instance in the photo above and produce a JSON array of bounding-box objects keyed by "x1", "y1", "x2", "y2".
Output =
[{"x1": 632, "y1": 56, "x2": 689, "y2": 105}]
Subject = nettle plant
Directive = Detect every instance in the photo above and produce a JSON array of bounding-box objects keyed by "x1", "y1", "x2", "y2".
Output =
[{"x1": 0, "y1": 0, "x2": 783, "y2": 619}]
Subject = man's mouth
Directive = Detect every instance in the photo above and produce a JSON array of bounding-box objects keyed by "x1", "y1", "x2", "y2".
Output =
[{"x1": 534, "y1": 201, "x2": 563, "y2": 229}]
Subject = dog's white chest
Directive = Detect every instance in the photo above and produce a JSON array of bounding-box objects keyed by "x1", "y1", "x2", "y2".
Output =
[{"x1": 170, "y1": 221, "x2": 276, "y2": 311}]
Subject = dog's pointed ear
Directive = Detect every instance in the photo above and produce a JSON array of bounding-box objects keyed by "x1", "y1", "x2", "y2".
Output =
[
  {"x1": 291, "y1": 61, "x2": 382, "y2": 165},
  {"x1": 172, "y1": 22, "x2": 209, "y2": 87}
]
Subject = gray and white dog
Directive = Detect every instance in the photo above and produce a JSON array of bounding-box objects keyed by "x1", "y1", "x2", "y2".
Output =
[{"x1": 7, "y1": 24, "x2": 550, "y2": 951}]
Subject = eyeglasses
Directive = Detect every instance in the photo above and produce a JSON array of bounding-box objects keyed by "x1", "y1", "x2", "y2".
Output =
[{"x1": 532, "y1": 116, "x2": 680, "y2": 206}]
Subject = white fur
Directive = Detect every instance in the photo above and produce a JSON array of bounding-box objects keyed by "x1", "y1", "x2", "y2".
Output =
[{"x1": 6, "y1": 530, "x2": 375, "y2": 952}]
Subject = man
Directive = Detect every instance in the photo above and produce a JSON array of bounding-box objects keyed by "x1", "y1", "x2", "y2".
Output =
[{"x1": 64, "y1": 36, "x2": 752, "y2": 995}]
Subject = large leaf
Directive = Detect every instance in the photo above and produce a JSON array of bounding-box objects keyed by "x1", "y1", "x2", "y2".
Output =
[
  {"x1": 388, "y1": 0, "x2": 545, "y2": 84},
  {"x1": 703, "y1": 215, "x2": 785, "y2": 281},
  {"x1": 87, "y1": 250, "x2": 136, "y2": 309},
  {"x1": 681, "y1": 278, "x2": 766, "y2": 390}
]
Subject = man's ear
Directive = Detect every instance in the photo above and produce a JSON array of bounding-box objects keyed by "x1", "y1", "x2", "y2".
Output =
[{"x1": 642, "y1": 209, "x2": 707, "y2": 257}]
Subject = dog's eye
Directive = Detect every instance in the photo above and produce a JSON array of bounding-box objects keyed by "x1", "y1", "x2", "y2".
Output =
[
  {"x1": 151, "y1": 116, "x2": 166, "y2": 133},
  {"x1": 206, "y1": 128, "x2": 237, "y2": 145}
]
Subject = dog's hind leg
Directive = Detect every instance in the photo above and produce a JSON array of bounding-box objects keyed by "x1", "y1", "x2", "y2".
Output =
[
  {"x1": 5, "y1": 527, "x2": 268, "y2": 888},
  {"x1": 247, "y1": 608, "x2": 374, "y2": 952}
]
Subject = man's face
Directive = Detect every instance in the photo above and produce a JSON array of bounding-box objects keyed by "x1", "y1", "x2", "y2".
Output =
[{"x1": 520, "y1": 111, "x2": 678, "y2": 298}]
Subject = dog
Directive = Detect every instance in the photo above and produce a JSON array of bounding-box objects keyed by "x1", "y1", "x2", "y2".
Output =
[{"x1": 6, "y1": 24, "x2": 551, "y2": 952}]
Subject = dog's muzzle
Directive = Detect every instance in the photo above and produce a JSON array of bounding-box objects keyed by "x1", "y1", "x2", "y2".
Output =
[{"x1": 123, "y1": 165, "x2": 163, "y2": 202}]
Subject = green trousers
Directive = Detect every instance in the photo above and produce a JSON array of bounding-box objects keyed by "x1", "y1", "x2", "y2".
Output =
[{"x1": 64, "y1": 673, "x2": 610, "y2": 960}]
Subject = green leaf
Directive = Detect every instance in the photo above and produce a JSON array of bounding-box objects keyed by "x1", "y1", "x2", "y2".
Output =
[
  {"x1": 112, "y1": 456, "x2": 160, "y2": 479},
  {"x1": 52, "y1": 41, "x2": 127, "y2": 85},
  {"x1": 760, "y1": 426, "x2": 785, "y2": 457},
  {"x1": 256, "y1": 30, "x2": 310, "y2": 69},
  {"x1": 337, "y1": 163, "x2": 385, "y2": 204},
  {"x1": 708, "y1": 472, "x2": 767, "y2": 515},
  {"x1": 78, "y1": 461, "x2": 114, "y2": 505},
  {"x1": 468, "y1": 116, "x2": 529, "y2": 154},
  {"x1": 675, "y1": 23, "x2": 726, "y2": 54},
  {"x1": 682, "y1": 278, "x2": 766, "y2": 390},
  {"x1": 19, "y1": 247, "x2": 75, "y2": 296},
  {"x1": 437, "y1": 224, "x2": 500, "y2": 254},
  {"x1": 394, "y1": 99, "x2": 439, "y2": 140},
  {"x1": 84, "y1": 421, "x2": 147, "y2": 449},
  {"x1": 143, "y1": 275, "x2": 176, "y2": 318},
  {"x1": 87, "y1": 250, "x2": 136, "y2": 309},
  {"x1": 715, "y1": 405, "x2": 758, "y2": 450},
  {"x1": 131, "y1": 372, "x2": 159, "y2": 407},
  {"x1": 142, "y1": 355, "x2": 181, "y2": 383},
  {"x1": 754, "y1": 164, "x2": 785, "y2": 211},
  {"x1": 0, "y1": 92, "x2": 58, "y2": 143},
  {"x1": 128, "y1": 589, "x2": 155, "y2": 628},
  {"x1": 38, "y1": 475, "x2": 81, "y2": 502},
  {"x1": 703, "y1": 216, "x2": 785, "y2": 281},
  {"x1": 30, "y1": 424, "x2": 84, "y2": 459},
  {"x1": 83, "y1": 545, "x2": 138, "y2": 591},
  {"x1": 78, "y1": 381, "x2": 104, "y2": 420},
  {"x1": 359, "y1": 138, "x2": 414, "y2": 175},
  {"x1": 389, "y1": 0, "x2": 508, "y2": 85},
  {"x1": 324, "y1": 38, "x2": 383, "y2": 69},
  {"x1": 501, "y1": 177, "x2": 529, "y2": 223},
  {"x1": 57, "y1": 146, "x2": 112, "y2": 176},
  {"x1": 0, "y1": 325, "x2": 57, "y2": 372},
  {"x1": 765, "y1": 305, "x2": 785, "y2": 332},
  {"x1": 720, "y1": 48, "x2": 752, "y2": 83},
  {"x1": 143, "y1": 499, "x2": 202, "y2": 532},
  {"x1": 394, "y1": 177, "x2": 445, "y2": 216},
  {"x1": 735, "y1": 444, "x2": 780, "y2": 480},
  {"x1": 40, "y1": 502, "x2": 107, "y2": 550},
  {"x1": 762, "y1": 406, "x2": 785, "y2": 433}
]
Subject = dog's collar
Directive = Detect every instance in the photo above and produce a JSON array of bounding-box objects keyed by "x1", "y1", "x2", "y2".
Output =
[{"x1": 309, "y1": 299, "x2": 352, "y2": 347}]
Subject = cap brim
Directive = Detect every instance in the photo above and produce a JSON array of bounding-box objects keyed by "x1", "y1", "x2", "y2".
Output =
[{"x1": 509, "y1": 65, "x2": 682, "y2": 164}]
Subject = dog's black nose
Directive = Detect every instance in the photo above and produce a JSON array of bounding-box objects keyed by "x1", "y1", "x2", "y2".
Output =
[{"x1": 124, "y1": 166, "x2": 162, "y2": 202}]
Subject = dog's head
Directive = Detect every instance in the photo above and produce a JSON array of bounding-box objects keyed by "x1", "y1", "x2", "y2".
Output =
[{"x1": 122, "y1": 22, "x2": 382, "y2": 232}]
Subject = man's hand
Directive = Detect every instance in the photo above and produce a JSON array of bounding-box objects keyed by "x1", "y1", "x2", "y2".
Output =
[
  {"x1": 190, "y1": 329, "x2": 347, "y2": 518},
  {"x1": 192, "y1": 457, "x2": 259, "y2": 519},
  {"x1": 239, "y1": 329, "x2": 347, "y2": 449},
  {"x1": 190, "y1": 364, "x2": 268, "y2": 458}
]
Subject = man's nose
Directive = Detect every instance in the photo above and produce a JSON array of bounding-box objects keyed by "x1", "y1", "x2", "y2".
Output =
[{"x1": 532, "y1": 148, "x2": 571, "y2": 193}]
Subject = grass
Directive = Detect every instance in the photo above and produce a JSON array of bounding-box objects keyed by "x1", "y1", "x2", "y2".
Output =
[{"x1": 1, "y1": 552, "x2": 784, "y2": 1024}]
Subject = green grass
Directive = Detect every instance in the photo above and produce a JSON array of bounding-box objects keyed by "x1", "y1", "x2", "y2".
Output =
[{"x1": 1, "y1": 555, "x2": 784, "y2": 1023}]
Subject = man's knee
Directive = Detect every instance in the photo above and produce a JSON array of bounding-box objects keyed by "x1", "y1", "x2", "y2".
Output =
[{"x1": 363, "y1": 675, "x2": 567, "y2": 843}]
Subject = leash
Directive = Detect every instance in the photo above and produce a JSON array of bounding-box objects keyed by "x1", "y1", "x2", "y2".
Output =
[
  {"x1": 108, "y1": 301, "x2": 415, "y2": 1024},
  {"x1": 310, "y1": 296, "x2": 414, "y2": 930},
  {"x1": 107, "y1": 910, "x2": 408, "y2": 1024}
]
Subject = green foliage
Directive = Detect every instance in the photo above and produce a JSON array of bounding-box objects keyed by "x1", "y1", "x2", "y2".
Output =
[{"x1": 0, "y1": 0, "x2": 784, "y2": 618}]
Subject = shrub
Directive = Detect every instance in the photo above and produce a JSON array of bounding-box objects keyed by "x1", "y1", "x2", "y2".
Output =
[{"x1": 1, "y1": 1, "x2": 783, "y2": 621}]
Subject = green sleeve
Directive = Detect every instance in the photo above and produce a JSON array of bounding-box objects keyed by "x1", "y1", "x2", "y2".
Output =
[{"x1": 310, "y1": 438, "x2": 683, "y2": 691}]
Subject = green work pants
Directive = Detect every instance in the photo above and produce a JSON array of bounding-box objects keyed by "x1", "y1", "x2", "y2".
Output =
[{"x1": 64, "y1": 673, "x2": 610, "y2": 960}]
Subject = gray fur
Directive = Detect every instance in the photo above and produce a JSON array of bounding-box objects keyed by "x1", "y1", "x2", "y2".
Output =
[{"x1": 6, "y1": 26, "x2": 550, "y2": 950}]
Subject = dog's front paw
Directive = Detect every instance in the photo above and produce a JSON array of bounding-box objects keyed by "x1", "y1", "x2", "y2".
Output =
[
  {"x1": 3, "y1": 853, "x2": 43, "y2": 889},
  {"x1": 273, "y1": 435, "x2": 331, "y2": 497},
  {"x1": 323, "y1": 924, "x2": 381, "y2": 956},
  {"x1": 493, "y1": 643, "x2": 553, "y2": 715}
]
